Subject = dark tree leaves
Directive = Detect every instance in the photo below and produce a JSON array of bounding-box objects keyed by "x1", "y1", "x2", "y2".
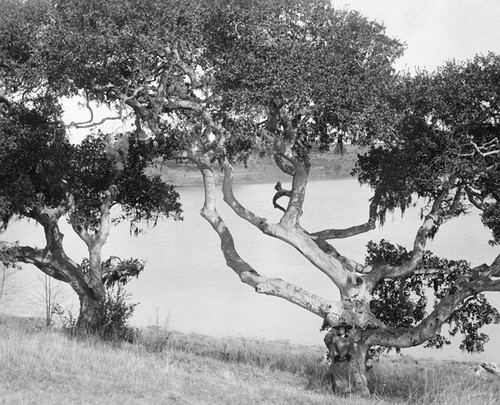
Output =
[
  {"x1": 0, "y1": 100, "x2": 181, "y2": 232},
  {"x1": 367, "y1": 240, "x2": 500, "y2": 353},
  {"x1": 355, "y1": 54, "x2": 500, "y2": 243}
]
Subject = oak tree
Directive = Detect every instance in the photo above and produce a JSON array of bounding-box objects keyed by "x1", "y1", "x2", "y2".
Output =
[
  {"x1": 0, "y1": 99, "x2": 181, "y2": 329},
  {"x1": 4, "y1": 0, "x2": 500, "y2": 395}
]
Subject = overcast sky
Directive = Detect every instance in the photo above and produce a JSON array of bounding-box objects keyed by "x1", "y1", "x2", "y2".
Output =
[{"x1": 331, "y1": 0, "x2": 500, "y2": 72}]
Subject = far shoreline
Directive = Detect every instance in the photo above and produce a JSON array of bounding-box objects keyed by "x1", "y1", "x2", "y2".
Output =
[
  {"x1": 168, "y1": 170, "x2": 358, "y2": 188},
  {"x1": 148, "y1": 145, "x2": 365, "y2": 188}
]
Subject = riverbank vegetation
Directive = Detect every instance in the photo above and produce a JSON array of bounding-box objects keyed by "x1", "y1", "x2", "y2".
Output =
[
  {"x1": 146, "y1": 145, "x2": 365, "y2": 187},
  {"x1": 1, "y1": 315, "x2": 499, "y2": 405}
]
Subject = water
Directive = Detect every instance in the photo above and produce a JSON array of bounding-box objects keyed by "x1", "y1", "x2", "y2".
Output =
[{"x1": 1, "y1": 178, "x2": 499, "y2": 363}]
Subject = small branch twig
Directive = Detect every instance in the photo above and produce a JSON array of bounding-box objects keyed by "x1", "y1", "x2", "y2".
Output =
[{"x1": 272, "y1": 181, "x2": 291, "y2": 212}]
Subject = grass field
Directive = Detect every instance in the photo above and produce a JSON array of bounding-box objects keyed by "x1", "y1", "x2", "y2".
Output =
[{"x1": 1, "y1": 315, "x2": 499, "y2": 404}]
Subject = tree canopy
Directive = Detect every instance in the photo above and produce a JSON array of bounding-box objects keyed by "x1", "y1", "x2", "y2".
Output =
[
  {"x1": 0, "y1": 100, "x2": 181, "y2": 229},
  {"x1": 356, "y1": 54, "x2": 500, "y2": 238},
  {"x1": 0, "y1": 94, "x2": 182, "y2": 328}
]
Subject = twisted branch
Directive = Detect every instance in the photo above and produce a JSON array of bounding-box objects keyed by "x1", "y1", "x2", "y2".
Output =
[
  {"x1": 312, "y1": 190, "x2": 381, "y2": 240},
  {"x1": 195, "y1": 157, "x2": 336, "y2": 317},
  {"x1": 272, "y1": 181, "x2": 291, "y2": 212}
]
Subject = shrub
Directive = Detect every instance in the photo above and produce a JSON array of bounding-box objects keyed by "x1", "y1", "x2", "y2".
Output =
[
  {"x1": 54, "y1": 285, "x2": 139, "y2": 342},
  {"x1": 93, "y1": 285, "x2": 139, "y2": 342}
]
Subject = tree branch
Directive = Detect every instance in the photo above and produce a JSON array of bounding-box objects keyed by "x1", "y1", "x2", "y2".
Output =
[
  {"x1": 366, "y1": 259, "x2": 500, "y2": 348},
  {"x1": 66, "y1": 96, "x2": 126, "y2": 129},
  {"x1": 11, "y1": 245, "x2": 71, "y2": 283},
  {"x1": 93, "y1": 185, "x2": 118, "y2": 249},
  {"x1": 218, "y1": 157, "x2": 352, "y2": 287},
  {"x1": 10, "y1": 240, "x2": 93, "y2": 300},
  {"x1": 273, "y1": 153, "x2": 295, "y2": 176},
  {"x1": 155, "y1": 65, "x2": 172, "y2": 105},
  {"x1": 311, "y1": 236, "x2": 366, "y2": 273},
  {"x1": 272, "y1": 140, "x2": 309, "y2": 228},
  {"x1": 170, "y1": 47, "x2": 201, "y2": 89},
  {"x1": 272, "y1": 181, "x2": 291, "y2": 212},
  {"x1": 67, "y1": 194, "x2": 92, "y2": 246},
  {"x1": 221, "y1": 160, "x2": 274, "y2": 232},
  {"x1": 465, "y1": 186, "x2": 486, "y2": 211},
  {"x1": 368, "y1": 179, "x2": 461, "y2": 283},
  {"x1": 366, "y1": 290, "x2": 468, "y2": 348},
  {"x1": 195, "y1": 157, "x2": 336, "y2": 318},
  {"x1": 104, "y1": 85, "x2": 154, "y2": 133},
  {"x1": 469, "y1": 138, "x2": 500, "y2": 158},
  {"x1": 312, "y1": 191, "x2": 381, "y2": 240},
  {"x1": 281, "y1": 155, "x2": 309, "y2": 227}
]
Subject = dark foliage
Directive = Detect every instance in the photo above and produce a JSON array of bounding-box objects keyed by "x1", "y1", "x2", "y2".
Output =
[
  {"x1": 0, "y1": 100, "x2": 71, "y2": 227},
  {"x1": 57, "y1": 257, "x2": 143, "y2": 342},
  {"x1": 367, "y1": 240, "x2": 500, "y2": 353},
  {"x1": 0, "y1": 99, "x2": 182, "y2": 230},
  {"x1": 92, "y1": 285, "x2": 139, "y2": 342},
  {"x1": 355, "y1": 54, "x2": 500, "y2": 243},
  {"x1": 55, "y1": 286, "x2": 139, "y2": 343}
]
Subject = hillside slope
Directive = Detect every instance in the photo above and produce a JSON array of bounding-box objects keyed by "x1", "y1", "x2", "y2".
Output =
[
  {"x1": 147, "y1": 146, "x2": 364, "y2": 187},
  {"x1": 1, "y1": 315, "x2": 499, "y2": 404}
]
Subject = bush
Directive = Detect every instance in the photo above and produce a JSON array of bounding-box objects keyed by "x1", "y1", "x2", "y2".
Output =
[
  {"x1": 93, "y1": 285, "x2": 139, "y2": 342},
  {"x1": 54, "y1": 285, "x2": 139, "y2": 342}
]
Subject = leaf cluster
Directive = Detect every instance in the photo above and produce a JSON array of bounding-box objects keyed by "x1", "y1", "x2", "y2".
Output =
[
  {"x1": 366, "y1": 240, "x2": 500, "y2": 353},
  {"x1": 0, "y1": 98, "x2": 71, "y2": 226},
  {"x1": 0, "y1": 241, "x2": 21, "y2": 271},
  {"x1": 36, "y1": 0, "x2": 209, "y2": 101},
  {"x1": 93, "y1": 285, "x2": 139, "y2": 342},
  {"x1": 203, "y1": 0, "x2": 404, "y2": 154},
  {"x1": 69, "y1": 133, "x2": 182, "y2": 229},
  {"x1": 355, "y1": 54, "x2": 500, "y2": 241},
  {"x1": 0, "y1": 0, "x2": 53, "y2": 94},
  {"x1": 0, "y1": 100, "x2": 181, "y2": 231},
  {"x1": 54, "y1": 283, "x2": 139, "y2": 342},
  {"x1": 80, "y1": 256, "x2": 144, "y2": 287}
]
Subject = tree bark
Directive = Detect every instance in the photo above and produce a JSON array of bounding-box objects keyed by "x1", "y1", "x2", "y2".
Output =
[
  {"x1": 76, "y1": 292, "x2": 101, "y2": 331},
  {"x1": 67, "y1": 185, "x2": 117, "y2": 329},
  {"x1": 88, "y1": 247, "x2": 106, "y2": 303}
]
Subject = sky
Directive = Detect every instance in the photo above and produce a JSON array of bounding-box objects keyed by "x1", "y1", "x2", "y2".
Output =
[{"x1": 331, "y1": 0, "x2": 500, "y2": 71}]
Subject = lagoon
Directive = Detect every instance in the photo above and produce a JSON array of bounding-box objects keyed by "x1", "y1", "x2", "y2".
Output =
[{"x1": 2, "y1": 178, "x2": 499, "y2": 363}]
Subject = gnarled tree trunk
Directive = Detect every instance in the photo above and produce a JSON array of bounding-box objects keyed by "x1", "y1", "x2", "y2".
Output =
[
  {"x1": 76, "y1": 292, "x2": 102, "y2": 331},
  {"x1": 75, "y1": 248, "x2": 107, "y2": 332},
  {"x1": 11, "y1": 186, "x2": 119, "y2": 330}
]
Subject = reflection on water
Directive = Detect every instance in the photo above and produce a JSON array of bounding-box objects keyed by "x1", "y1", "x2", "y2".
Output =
[{"x1": 1, "y1": 178, "x2": 499, "y2": 363}]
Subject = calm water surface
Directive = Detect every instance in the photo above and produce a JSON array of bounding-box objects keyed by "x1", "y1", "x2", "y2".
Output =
[{"x1": 2, "y1": 178, "x2": 499, "y2": 363}]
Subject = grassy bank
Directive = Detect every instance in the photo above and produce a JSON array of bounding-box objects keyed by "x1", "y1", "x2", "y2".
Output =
[
  {"x1": 146, "y1": 145, "x2": 364, "y2": 187},
  {"x1": 1, "y1": 315, "x2": 499, "y2": 404}
]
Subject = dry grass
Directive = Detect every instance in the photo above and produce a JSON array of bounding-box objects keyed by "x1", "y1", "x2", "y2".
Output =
[
  {"x1": 372, "y1": 356, "x2": 500, "y2": 405},
  {"x1": 1, "y1": 315, "x2": 499, "y2": 404}
]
